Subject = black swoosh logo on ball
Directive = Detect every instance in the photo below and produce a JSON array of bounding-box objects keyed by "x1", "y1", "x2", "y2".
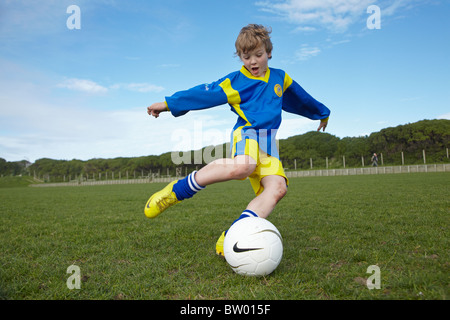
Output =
[{"x1": 233, "y1": 242, "x2": 263, "y2": 253}]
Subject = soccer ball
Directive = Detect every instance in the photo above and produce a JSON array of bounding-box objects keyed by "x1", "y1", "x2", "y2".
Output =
[{"x1": 223, "y1": 217, "x2": 283, "y2": 277}]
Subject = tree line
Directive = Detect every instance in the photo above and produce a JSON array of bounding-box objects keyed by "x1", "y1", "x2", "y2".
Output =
[
  {"x1": 1, "y1": 119, "x2": 448, "y2": 181},
  {"x1": 279, "y1": 119, "x2": 449, "y2": 169}
]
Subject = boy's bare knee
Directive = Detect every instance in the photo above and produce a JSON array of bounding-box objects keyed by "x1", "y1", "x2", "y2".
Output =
[
  {"x1": 274, "y1": 181, "x2": 287, "y2": 201},
  {"x1": 229, "y1": 163, "x2": 256, "y2": 180},
  {"x1": 228, "y1": 156, "x2": 256, "y2": 180},
  {"x1": 263, "y1": 177, "x2": 287, "y2": 202}
]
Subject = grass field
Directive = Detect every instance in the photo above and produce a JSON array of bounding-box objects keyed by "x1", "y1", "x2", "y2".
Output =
[{"x1": 0, "y1": 173, "x2": 448, "y2": 300}]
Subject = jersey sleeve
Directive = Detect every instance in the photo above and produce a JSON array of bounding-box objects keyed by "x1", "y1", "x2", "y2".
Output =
[
  {"x1": 282, "y1": 74, "x2": 330, "y2": 121},
  {"x1": 165, "y1": 78, "x2": 229, "y2": 117}
]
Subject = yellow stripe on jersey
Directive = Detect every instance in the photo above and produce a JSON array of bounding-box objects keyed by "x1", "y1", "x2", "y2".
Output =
[
  {"x1": 240, "y1": 66, "x2": 271, "y2": 83},
  {"x1": 283, "y1": 72, "x2": 293, "y2": 93},
  {"x1": 220, "y1": 78, "x2": 253, "y2": 157},
  {"x1": 219, "y1": 78, "x2": 249, "y2": 124}
]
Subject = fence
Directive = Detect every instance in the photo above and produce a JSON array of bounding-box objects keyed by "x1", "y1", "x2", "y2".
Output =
[
  {"x1": 285, "y1": 163, "x2": 450, "y2": 178},
  {"x1": 30, "y1": 164, "x2": 449, "y2": 187},
  {"x1": 30, "y1": 176, "x2": 177, "y2": 188}
]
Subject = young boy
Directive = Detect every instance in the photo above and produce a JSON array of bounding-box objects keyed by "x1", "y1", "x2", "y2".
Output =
[{"x1": 145, "y1": 24, "x2": 330, "y2": 256}]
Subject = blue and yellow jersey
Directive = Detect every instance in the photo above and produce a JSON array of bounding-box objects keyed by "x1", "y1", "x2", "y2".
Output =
[{"x1": 166, "y1": 66, "x2": 330, "y2": 159}]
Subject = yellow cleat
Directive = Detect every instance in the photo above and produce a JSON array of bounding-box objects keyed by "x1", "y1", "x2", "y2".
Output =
[
  {"x1": 215, "y1": 231, "x2": 226, "y2": 257},
  {"x1": 144, "y1": 180, "x2": 181, "y2": 218}
]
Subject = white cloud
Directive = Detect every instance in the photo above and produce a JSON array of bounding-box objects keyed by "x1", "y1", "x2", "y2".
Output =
[
  {"x1": 58, "y1": 78, "x2": 108, "y2": 94},
  {"x1": 256, "y1": 0, "x2": 375, "y2": 32},
  {"x1": 259, "y1": 0, "x2": 426, "y2": 64},
  {"x1": 0, "y1": 60, "x2": 230, "y2": 162},
  {"x1": 121, "y1": 83, "x2": 165, "y2": 93},
  {"x1": 295, "y1": 46, "x2": 321, "y2": 61},
  {"x1": 57, "y1": 79, "x2": 165, "y2": 94},
  {"x1": 437, "y1": 112, "x2": 450, "y2": 120},
  {"x1": 277, "y1": 117, "x2": 318, "y2": 139},
  {"x1": 256, "y1": 0, "x2": 424, "y2": 32},
  {"x1": 382, "y1": 0, "x2": 417, "y2": 16},
  {"x1": 293, "y1": 26, "x2": 317, "y2": 32},
  {"x1": 0, "y1": 96, "x2": 189, "y2": 161},
  {"x1": 0, "y1": 74, "x2": 230, "y2": 161}
]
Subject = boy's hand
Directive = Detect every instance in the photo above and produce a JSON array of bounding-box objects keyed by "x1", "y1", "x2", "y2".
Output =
[
  {"x1": 147, "y1": 102, "x2": 168, "y2": 118},
  {"x1": 317, "y1": 117, "x2": 328, "y2": 132}
]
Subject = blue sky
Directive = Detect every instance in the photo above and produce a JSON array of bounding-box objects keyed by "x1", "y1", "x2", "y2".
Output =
[{"x1": 0, "y1": 0, "x2": 449, "y2": 162}]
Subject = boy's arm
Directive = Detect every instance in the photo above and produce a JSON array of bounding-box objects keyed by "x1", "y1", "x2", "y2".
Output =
[
  {"x1": 165, "y1": 80, "x2": 229, "y2": 117},
  {"x1": 282, "y1": 76, "x2": 331, "y2": 131}
]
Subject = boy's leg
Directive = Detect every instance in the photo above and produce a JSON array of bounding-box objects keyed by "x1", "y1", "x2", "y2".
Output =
[
  {"x1": 216, "y1": 175, "x2": 287, "y2": 256},
  {"x1": 195, "y1": 155, "x2": 256, "y2": 186},
  {"x1": 215, "y1": 209, "x2": 259, "y2": 256},
  {"x1": 144, "y1": 155, "x2": 256, "y2": 218},
  {"x1": 245, "y1": 175, "x2": 287, "y2": 218}
]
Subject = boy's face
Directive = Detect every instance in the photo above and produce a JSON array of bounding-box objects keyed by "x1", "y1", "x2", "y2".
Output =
[{"x1": 240, "y1": 44, "x2": 271, "y2": 78}]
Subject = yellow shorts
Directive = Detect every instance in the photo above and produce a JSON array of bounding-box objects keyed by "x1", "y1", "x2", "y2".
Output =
[{"x1": 232, "y1": 138, "x2": 288, "y2": 196}]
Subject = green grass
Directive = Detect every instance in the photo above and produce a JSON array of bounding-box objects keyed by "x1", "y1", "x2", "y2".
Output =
[
  {"x1": 0, "y1": 176, "x2": 40, "y2": 188},
  {"x1": 0, "y1": 173, "x2": 448, "y2": 300}
]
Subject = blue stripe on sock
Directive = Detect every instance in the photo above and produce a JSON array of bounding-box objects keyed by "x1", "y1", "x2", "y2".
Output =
[
  {"x1": 187, "y1": 171, "x2": 205, "y2": 192},
  {"x1": 225, "y1": 210, "x2": 259, "y2": 235},
  {"x1": 173, "y1": 171, "x2": 205, "y2": 201},
  {"x1": 187, "y1": 174, "x2": 197, "y2": 192},
  {"x1": 189, "y1": 173, "x2": 201, "y2": 191},
  {"x1": 242, "y1": 209, "x2": 258, "y2": 218},
  {"x1": 193, "y1": 172, "x2": 205, "y2": 189}
]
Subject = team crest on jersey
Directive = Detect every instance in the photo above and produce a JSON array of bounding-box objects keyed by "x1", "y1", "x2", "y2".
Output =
[{"x1": 274, "y1": 84, "x2": 282, "y2": 97}]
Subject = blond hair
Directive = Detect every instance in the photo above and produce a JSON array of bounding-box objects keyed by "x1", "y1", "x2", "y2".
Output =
[{"x1": 235, "y1": 24, "x2": 273, "y2": 58}]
